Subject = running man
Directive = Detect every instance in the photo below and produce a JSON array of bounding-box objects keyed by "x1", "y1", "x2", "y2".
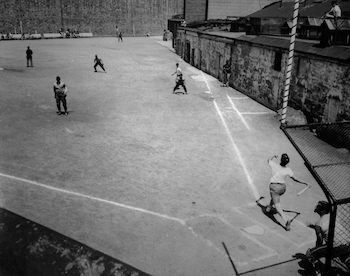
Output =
[
  {"x1": 171, "y1": 63, "x2": 187, "y2": 94},
  {"x1": 93, "y1": 55, "x2": 106, "y2": 72},
  {"x1": 53, "y1": 76, "x2": 68, "y2": 115},
  {"x1": 266, "y1": 154, "x2": 309, "y2": 231}
]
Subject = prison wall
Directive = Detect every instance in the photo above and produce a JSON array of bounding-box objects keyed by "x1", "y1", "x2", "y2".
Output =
[
  {"x1": 184, "y1": 0, "x2": 207, "y2": 22},
  {"x1": 207, "y1": 0, "x2": 276, "y2": 19},
  {"x1": 0, "y1": 0, "x2": 184, "y2": 36},
  {"x1": 176, "y1": 30, "x2": 350, "y2": 123}
]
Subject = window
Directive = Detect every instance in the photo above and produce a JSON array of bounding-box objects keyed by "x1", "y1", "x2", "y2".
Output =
[{"x1": 274, "y1": 52, "x2": 282, "y2": 71}]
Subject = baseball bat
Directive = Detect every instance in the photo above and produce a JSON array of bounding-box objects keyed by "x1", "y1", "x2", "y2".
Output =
[{"x1": 297, "y1": 185, "x2": 310, "y2": 196}]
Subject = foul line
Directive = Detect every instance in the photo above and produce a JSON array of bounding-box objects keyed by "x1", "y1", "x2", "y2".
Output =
[
  {"x1": 227, "y1": 95, "x2": 250, "y2": 130},
  {"x1": 200, "y1": 72, "x2": 259, "y2": 200},
  {"x1": 240, "y1": 112, "x2": 274, "y2": 115},
  {"x1": 229, "y1": 96, "x2": 248, "y2": 100},
  {"x1": 0, "y1": 172, "x2": 186, "y2": 225}
]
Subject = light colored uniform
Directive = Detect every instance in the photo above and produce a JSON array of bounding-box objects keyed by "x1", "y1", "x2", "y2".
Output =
[
  {"x1": 315, "y1": 213, "x2": 330, "y2": 244},
  {"x1": 53, "y1": 81, "x2": 67, "y2": 98},
  {"x1": 269, "y1": 159, "x2": 294, "y2": 183},
  {"x1": 327, "y1": 5, "x2": 341, "y2": 17},
  {"x1": 268, "y1": 159, "x2": 294, "y2": 201}
]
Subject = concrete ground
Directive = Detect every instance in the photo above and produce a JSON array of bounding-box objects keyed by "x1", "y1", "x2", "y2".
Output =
[{"x1": 0, "y1": 36, "x2": 327, "y2": 276}]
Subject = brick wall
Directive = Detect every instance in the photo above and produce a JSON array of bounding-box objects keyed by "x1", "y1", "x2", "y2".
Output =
[
  {"x1": 176, "y1": 30, "x2": 350, "y2": 123},
  {"x1": 0, "y1": 0, "x2": 184, "y2": 35}
]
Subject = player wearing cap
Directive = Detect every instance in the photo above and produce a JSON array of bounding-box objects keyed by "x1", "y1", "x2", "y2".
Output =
[{"x1": 266, "y1": 153, "x2": 309, "y2": 231}]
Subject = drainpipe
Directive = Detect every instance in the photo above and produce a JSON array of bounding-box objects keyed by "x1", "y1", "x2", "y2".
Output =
[{"x1": 280, "y1": 0, "x2": 283, "y2": 7}]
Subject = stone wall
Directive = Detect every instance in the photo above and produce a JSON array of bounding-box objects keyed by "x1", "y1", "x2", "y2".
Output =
[
  {"x1": 0, "y1": 0, "x2": 184, "y2": 35},
  {"x1": 294, "y1": 56, "x2": 350, "y2": 122},
  {"x1": 176, "y1": 30, "x2": 350, "y2": 123},
  {"x1": 231, "y1": 41, "x2": 286, "y2": 109}
]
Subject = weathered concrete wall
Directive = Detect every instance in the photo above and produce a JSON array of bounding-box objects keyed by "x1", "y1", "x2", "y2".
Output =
[
  {"x1": 207, "y1": 0, "x2": 276, "y2": 19},
  {"x1": 176, "y1": 30, "x2": 350, "y2": 123},
  {"x1": 294, "y1": 56, "x2": 350, "y2": 122},
  {"x1": 0, "y1": 0, "x2": 184, "y2": 35},
  {"x1": 232, "y1": 41, "x2": 286, "y2": 109}
]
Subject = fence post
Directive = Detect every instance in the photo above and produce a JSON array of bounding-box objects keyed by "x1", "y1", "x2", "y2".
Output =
[{"x1": 281, "y1": 0, "x2": 299, "y2": 125}]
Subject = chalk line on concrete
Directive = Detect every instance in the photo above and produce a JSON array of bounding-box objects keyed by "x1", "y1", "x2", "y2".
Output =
[
  {"x1": 240, "y1": 112, "x2": 275, "y2": 115},
  {"x1": 200, "y1": 72, "x2": 259, "y2": 200},
  {"x1": 0, "y1": 172, "x2": 233, "y2": 256},
  {"x1": 0, "y1": 172, "x2": 185, "y2": 225},
  {"x1": 226, "y1": 95, "x2": 250, "y2": 130}
]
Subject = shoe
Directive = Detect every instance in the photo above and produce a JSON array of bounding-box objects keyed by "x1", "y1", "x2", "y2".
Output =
[
  {"x1": 286, "y1": 220, "x2": 291, "y2": 231},
  {"x1": 94, "y1": 70, "x2": 97, "y2": 72},
  {"x1": 57, "y1": 111, "x2": 62, "y2": 115},
  {"x1": 64, "y1": 111, "x2": 68, "y2": 115}
]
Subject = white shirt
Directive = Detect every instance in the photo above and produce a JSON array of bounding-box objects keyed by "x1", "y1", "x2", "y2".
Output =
[
  {"x1": 54, "y1": 81, "x2": 67, "y2": 96},
  {"x1": 176, "y1": 67, "x2": 182, "y2": 76},
  {"x1": 269, "y1": 159, "x2": 294, "y2": 183},
  {"x1": 328, "y1": 5, "x2": 341, "y2": 17},
  {"x1": 316, "y1": 213, "x2": 330, "y2": 244}
]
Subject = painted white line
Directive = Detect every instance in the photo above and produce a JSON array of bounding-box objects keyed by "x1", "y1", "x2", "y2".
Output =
[
  {"x1": 251, "y1": 253, "x2": 277, "y2": 262},
  {"x1": 0, "y1": 172, "x2": 232, "y2": 256},
  {"x1": 240, "y1": 231, "x2": 277, "y2": 256},
  {"x1": 226, "y1": 95, "x2": 250, "y2": 130},
  {"x1": 296, "y1": 239, "x2": 316, "y2": 249},
  {"x1": 211, "y1": 109, "x2": 258, "y2": 199},
  {"x1": 0, "y1": 172, "x2": 185, "y2": 225},
  {"x1": 233, "y1": 207, "x2": 300, "y2": 245},
  {"x1": 229, "y1": 97, "x2": 248, "y2": 100},
  {"x1": 200, "y1": 71, "x2": 212, "y2": 94},
  {"x1": 199, "y1": 72, "x2": 259, "y2": 200},
  {"x1": 240, "y1": 112, "x2": 275, "y2": 115},
  {"x1": 291, "y1": 218, "x2": 308, "y2": 228}
]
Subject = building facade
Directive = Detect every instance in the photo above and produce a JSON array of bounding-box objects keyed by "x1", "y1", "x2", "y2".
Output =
[{"x1": 0, "y1": 0, "x2": 184, "y2": 35}]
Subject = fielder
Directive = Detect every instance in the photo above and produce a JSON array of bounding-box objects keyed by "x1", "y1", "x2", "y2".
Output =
[
  {"x1": 53, "y1": 76, "x2": 68, "y2": 115},
  {"x1": 172, "y1": 63, "x2": 187, "y2": 94}
]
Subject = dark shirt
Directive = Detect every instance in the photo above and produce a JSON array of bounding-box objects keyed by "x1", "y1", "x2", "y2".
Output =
[
  {"x1": 26, "y1": 49, "x2": 33, "y2": 58},
  {"x1": 223, "y1": 63, "x2": 231, "y2": 74},
  {"x1": 94, "y1": 57, "x2": 103, "y2": 64}
]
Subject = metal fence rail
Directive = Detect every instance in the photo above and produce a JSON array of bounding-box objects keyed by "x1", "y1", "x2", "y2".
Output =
[{"x1": 282, "y1": 121, "x2": 350, "y2": 275}]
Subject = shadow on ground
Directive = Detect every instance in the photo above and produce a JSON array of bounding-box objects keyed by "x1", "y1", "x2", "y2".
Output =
[{"x1": 0, "y1": 208, "x2": 151, "y2": 276}]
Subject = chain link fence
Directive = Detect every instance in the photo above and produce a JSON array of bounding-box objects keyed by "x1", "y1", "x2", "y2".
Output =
[{"x1": 282, "y1": 122, "x2": 350, "y2": 275}]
